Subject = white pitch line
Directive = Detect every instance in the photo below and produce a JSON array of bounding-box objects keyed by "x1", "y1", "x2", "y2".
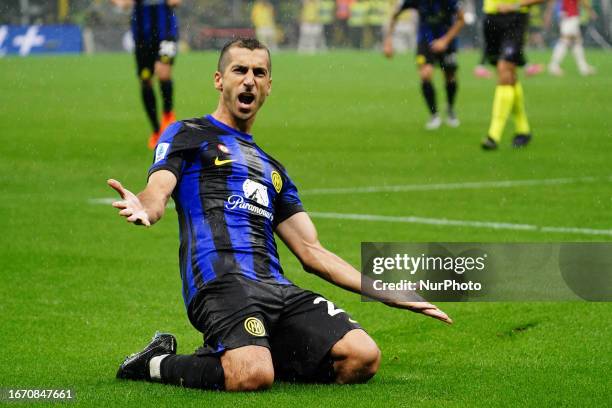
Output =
[
  {"x1": 300, "y1": 176, "x2": 607, "y2": 195},
  {"x1": 93, "y1": 196, "x2": 612, "y2": 236},
  {"x1": 309, "y1": 212, "x2": 612, "y2": 237}
]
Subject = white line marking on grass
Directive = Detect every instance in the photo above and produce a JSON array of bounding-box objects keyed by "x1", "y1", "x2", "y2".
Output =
[
  {"x1": 91, "y1": 197, "x2": 611, "y2": 236},
  {"x1": 301, "y1": 176, "x2": 605, "y2": 195},
  {"x1": 309, "y1": 212, "x2": 612, "y2": 237}
]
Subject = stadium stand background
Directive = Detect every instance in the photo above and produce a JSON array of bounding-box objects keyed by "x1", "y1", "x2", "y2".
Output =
[{"x1": 1, "y1": 0, "x2": 611, "y2": 56}]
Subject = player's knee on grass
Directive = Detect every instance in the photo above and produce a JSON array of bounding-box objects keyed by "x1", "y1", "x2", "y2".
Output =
[
  {"x1": 331, "y1": 329, "x2": 381, "y2": 384},
  {"x1": 221, "y1": 345, "x2": 274, "y2": 391}
]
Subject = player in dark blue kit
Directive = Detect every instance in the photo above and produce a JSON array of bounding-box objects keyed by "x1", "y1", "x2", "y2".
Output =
[
  {"x1": 384, "y1": 0, "x2": 465, "y2": 130},
  {"x1": 109, "y1": 38, "x2": 452, "y2": 391},
  {"x1": 112, "y1": 0, "x2": 180, "y2": 149}
]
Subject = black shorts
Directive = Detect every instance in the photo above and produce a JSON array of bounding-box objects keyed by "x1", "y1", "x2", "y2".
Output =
[
  {"x1": 416, "y1": 41, "x2": 458, "y2": 71},
  {"x1": 135, "y1": 38, "x2": 177, "y2": 80},
  {"x1": 483, "y1": 13, "x2": 528, "y2": 66},
  {"x1": 187, "y1": 274, "x2": 362, "y2": 382}
]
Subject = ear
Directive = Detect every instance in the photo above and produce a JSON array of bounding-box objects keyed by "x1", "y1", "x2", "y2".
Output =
[
  {"x1": 266, "y1": 77, "x2": 272, "y2": 96},
  {"x1": 214, "y1": 71, "x2": 223, "y2": 92}
]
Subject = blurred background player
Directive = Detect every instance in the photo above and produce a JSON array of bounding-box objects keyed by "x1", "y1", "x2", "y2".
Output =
[
  {"x1": 367, "y1": 0, "x2": 390, "y2": 50},
  {"x1": 474, "y1": 2, "x2": 544, "y2": 79},
  {"x1": 384, "y1": 0, "x2": 465, "y2": 130},
  {"x1": 480, "y1": 0, "x2": 546, "y2": 150},
  {"x1": 349, "y1": 0, "x2": 368, "y2": 48},
  {"x1": 298, "y1": 0, "x2": 326, "y2": 53},
  {"x1": 112, "y1": 0, "x2": 180, "y2": 149},
  {"x1": 319, "y1": 0, "x2": 336, "y2": 47},
  {"x1": 336, "y1": 0, "x2": 355, "y2": 47},
  {"x1": 546, "y1": 0, "x2": 597, "y2": 76},
  {"x1": 251, "y1": 0, "x2": 278, "y2": 51}
]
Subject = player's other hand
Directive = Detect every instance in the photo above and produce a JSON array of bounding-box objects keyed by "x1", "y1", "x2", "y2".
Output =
[
  {"x1": 391, "y1": 301, "x2": 453, "y2": 324},
  {"x1": 430, "y1": 38, "x2": 448, "y2": 53},
  {"x1": 383, "y1": 37, "x2": 394, "y2": 59},
  {"x1": 108, "y1": 179, "x2": 151, "y2": 227}
]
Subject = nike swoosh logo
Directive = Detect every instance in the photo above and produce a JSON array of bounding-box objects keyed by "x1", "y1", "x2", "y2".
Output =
[{"x1": 214, "y1": 157, "x2": 236, "y2": 166}]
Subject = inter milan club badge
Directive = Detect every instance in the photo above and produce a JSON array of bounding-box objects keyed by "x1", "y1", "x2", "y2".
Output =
[
  {"x1": 271, "y1": 171, "x2": 282, "y2": 193},
  {"x1": 218, "y1": 144, "x2": 230, "y2": 154},
  {"x1": 244, "y1": 317, "x2": 266, "y2": 337}
]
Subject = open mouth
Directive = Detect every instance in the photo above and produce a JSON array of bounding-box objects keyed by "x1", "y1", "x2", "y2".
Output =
[{"x1": 238, "y1": 92, "x2": 255, "y2": 105}]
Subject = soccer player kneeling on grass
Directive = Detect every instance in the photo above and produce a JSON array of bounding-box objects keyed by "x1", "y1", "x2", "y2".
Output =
[
  {"x1": 108, "y1": 38, "x2": 452, "y2": 391},
  {"x1": 384, "y1": 0, "x2": 465, "y2": 130},
  {"x1": 480, "y1": 0, "x2": 546, "y2": 150}
]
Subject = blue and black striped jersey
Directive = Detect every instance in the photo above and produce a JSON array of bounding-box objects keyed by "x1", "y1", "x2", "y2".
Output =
[
  {"x1": 399, "y1": 0, "x2": 459, "y2": 44},
  {"x1": 149, "y1": 115, "x2": 304, "y2": 308},
  {"x1": 131, "y1": 0, "x2": 179, "y2": 44}
]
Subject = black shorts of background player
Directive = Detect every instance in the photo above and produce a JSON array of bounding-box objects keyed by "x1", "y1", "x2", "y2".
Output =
[
  {"x1": 112, "y1": 0, "x2": 180, "y2": 149},
  {"x1": 385, "y1": 0, "x2": 465, "y2": 130}
]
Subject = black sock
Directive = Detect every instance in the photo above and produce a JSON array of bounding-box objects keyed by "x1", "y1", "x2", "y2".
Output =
[
  {"x1": 159, "y1": 79, "x2": 173, "y2": 114},
  {"x1": 141, "y1": 80, "x2": 159, "y2": 132},
  {"x1": 160, "y1": 354, "x2": 225, "y2": 390},
  {"x1": 421, "y1": 81, "x2": 437, "y2": 115},
  {"x1": 446, "y1": 81, "x2": 457, "y2": 111}
]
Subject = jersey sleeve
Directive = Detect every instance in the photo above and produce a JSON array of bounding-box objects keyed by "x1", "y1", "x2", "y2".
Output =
[
  {"x1": 274, "y1": 170, "x2": 305, "y2": 228},
  {"x1": 148, "y1": 122, "x2": 195, "y2": 180}
]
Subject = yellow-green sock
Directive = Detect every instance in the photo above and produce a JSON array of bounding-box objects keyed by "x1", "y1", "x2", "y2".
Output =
[
  {"x1": 512, "y1": 82, "x2": 530, "y2": 134},
  {"x1": 488, "y1": 85, "x2": 515, "y2": 142}
]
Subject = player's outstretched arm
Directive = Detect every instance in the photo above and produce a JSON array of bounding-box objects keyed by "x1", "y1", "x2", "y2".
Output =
[
  {"x1": 108, "y1": 170, "x2": 177, "y2": 227},
  {"x1": 276, "y1": 212, "x2": 452, "y2": 324}
]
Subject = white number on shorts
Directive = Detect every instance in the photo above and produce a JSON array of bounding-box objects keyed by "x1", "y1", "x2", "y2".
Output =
[{"x1": 313, "y1": 296, "x2": 345, "y2": 317}]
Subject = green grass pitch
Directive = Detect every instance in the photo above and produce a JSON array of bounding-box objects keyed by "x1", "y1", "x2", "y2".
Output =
[{"x1": 1, "y1": 50, "x2": 611, "y2": 407}]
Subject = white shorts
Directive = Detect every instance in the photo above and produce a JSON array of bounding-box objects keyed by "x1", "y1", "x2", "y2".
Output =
[{"x1": 560, "y1": 16, "x2": 581, "y2": 37}]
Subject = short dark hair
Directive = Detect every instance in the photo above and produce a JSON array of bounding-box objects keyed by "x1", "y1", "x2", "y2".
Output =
[{"x1": 217, "y1": 37, "x2": 271, "y2": 74}]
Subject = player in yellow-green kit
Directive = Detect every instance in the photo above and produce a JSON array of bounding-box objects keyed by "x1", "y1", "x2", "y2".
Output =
[{"x1": 481, "y1": 0, "x2": 547, "y2": 150}]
